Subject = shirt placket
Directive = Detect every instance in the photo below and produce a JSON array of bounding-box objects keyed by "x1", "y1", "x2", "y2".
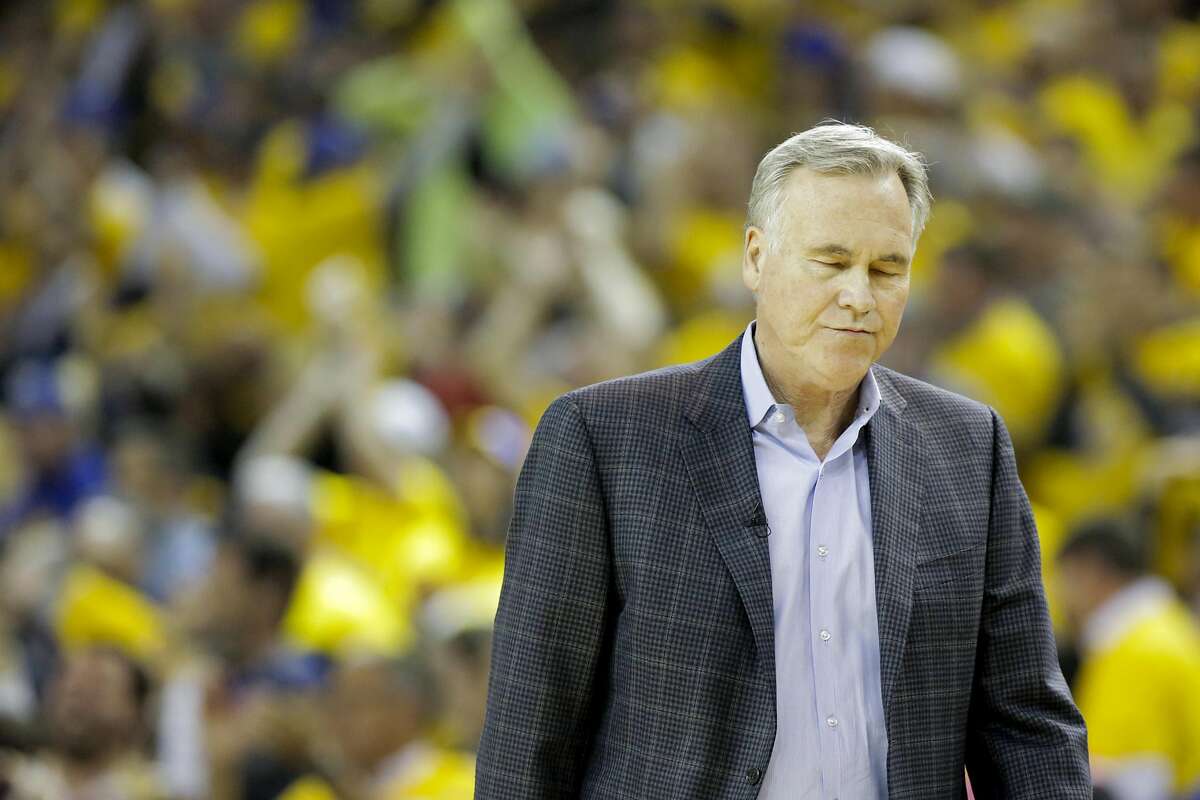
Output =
[{"x1": 809, "y1": 455, "x2": 843, "y2": 799}]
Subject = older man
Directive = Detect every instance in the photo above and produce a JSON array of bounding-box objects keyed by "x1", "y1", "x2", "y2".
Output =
[{"x1": 476, "y1": 123, "x2": 1090, "y2": 799}]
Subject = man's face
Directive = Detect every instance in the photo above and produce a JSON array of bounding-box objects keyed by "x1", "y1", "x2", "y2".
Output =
[
  {"x1": 19, "y1": 412, "x2": 73, "y2": 472},
  {"x1": 48, "y1": 650, "x2": 140, "y2": 762},
  {"x1": 1054, "y1": 554, "x2": 1108, "y2": 634},
  {"x1": 326, "y1": 662, "x2": 420, "y2": 771},
  {"x1": 431, "y1": 633, "x2": 492, "y2": 748},
  {"x1": 197, "y1": 546, "x2": 260, "y2": 659},
  {"x1": 742, "y1": 168, "x2": 914, "y2": 391}
]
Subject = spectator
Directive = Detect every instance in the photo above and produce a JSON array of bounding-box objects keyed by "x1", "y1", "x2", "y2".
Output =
[
  {"x1": 0, "y1": 362, "x2": 105, "y2": 536},
  {"x1": 158, "y1": 536, "x2": 324, "y2": 800},
  {"x1": 1056, "y1": 518, "x2": 1200, "y2": 799},
  {"x1": 110, "y1": 426, "x2": 217, "y2": 607},
  {"x1": 0, "y1": 646, "x2": 163, "y2": 799},
  {"x1": 316, "y1": 651, "x2": 474, "y2": 799}
]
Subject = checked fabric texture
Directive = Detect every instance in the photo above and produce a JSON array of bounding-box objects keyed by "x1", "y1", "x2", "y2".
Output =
[{"x1": 475, "y1": 331, "x2": 1091, "y2": 799}]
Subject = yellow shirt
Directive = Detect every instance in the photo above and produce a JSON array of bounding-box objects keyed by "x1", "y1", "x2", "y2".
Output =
[
  {"x1": 1075, "y1": 577, "x2": 1200, "y2": 795},
  {"x1": 283, "y1": 458, "x2": 489, "y2": 655},
  {"x1": 374, "y1": 742, "x2": 476, "y2": 799},
  {"x1": 278, "y1": 743, "x2": 476, "y2": 800}
]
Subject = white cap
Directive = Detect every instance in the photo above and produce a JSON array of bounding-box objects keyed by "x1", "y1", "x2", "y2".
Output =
[
  {"x1": 234, "y1": 453, "x2": 314, "y2": 514},
  {"x1": 864, "y1": 27, "x2": 962, "y2": 105},
  {"x1": 369, "y1": 379, "x2": 450, "y2": 457}
]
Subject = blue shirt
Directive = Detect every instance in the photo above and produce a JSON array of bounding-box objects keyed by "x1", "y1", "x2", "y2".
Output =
[{"x1": 740, "y1": 320, "x2": 889, "y2": 800}]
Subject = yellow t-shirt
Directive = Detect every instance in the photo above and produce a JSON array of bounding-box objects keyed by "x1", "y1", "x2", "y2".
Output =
[
  {"x1": 278, "y1": 745, "x2": 476, "y2": 800},
  {"x1": 56, "y1": 565, "x2": 167, "y2": 663},
  {"x1": 283, "y1": 458, "x2": 496, "y2": 655},
  {"x1": 1075, "y1": 580, "x2": 1200, "y2": 795},
  {"x1": 377, "y1": 746, "x2": 476, "y2": 800}
]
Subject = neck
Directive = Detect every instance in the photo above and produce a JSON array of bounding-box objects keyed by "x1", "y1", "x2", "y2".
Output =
[
  {"x1": 63, "y1": 748, "x2": 120, "y2": 786},
  {"x1": 754, "y1": 324, "x2": 863, "y2": 451},
  {"x1": 1084, "y1": 574, "x2": 1137, "y2": 621},
  {"x1": 232, "y1": 627, "x2": 277, "y2": 669},
  {"x1": 367, "y1": 735, "x2": 423, "y2": 781}
]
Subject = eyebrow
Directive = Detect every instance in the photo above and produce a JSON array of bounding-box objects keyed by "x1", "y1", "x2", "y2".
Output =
[
  {"x1": 875, "y1": 252, "x2": 910, "y2": 267},
  {"x1": 810, "y1": 244, "x2": 853, "y2": 258},
  {"x1": 810, "y1": 244, "x2": 910, "y2": 268}
]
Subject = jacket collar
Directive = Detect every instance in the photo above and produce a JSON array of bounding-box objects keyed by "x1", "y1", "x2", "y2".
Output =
[{"x1": 681, "y1": 327, "x2": 923, "y2": 728}]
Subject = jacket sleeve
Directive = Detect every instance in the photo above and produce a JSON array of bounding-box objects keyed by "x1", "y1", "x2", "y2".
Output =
[
  {"x1": 963, "y1": 408, "x2": 1092, "y2": 798},
  {"x1": 475, "y1": 393, "x2": 613, "y2": 799}
]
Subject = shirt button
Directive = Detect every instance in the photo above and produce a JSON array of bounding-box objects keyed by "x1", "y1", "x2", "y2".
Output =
[
  {"x1": 745, "y1": 766, "x2": 763, "y2": 785},
  {"x1": 826, "y1": 716, "x2": 838, "y2": 728},
  {"x1": 819, "y1": 629, "x2": 831, "y2": 641},
  {"x1": 817, "y1": 545, "x2": 829, "y2": 558},
  {"x1": 773, "y1": 411, "x2": 785, "y2": 424}
]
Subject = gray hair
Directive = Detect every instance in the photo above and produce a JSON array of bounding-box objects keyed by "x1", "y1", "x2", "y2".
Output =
[{"x1": 746, "y1": 122, "x2": 932, "y2": 246}]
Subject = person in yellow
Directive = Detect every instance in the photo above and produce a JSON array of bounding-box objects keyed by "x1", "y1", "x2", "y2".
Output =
[
  {"x1": 281, "y1": 651, "x2": 475, "y2": 800},
  {"x1": 1055, "y1": 519, "x2": 1200, "y2": 799},
  {"x1": 235, "y1": 259, "x2": 491, "y2": 658}
]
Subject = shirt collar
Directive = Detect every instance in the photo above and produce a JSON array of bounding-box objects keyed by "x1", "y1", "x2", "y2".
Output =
[
  {"x1": 740, "y1": 319, "x2": 779, "y2": 428},
  {"x1": 1080, "y1": 575, "x2": 1175, "y2": 655},
  {"x1": 373, "y1": 740, "x2": 437, "y2": 791},
  {"x1": 739, "y1": 319, "x2": 881, "y2": 430}
]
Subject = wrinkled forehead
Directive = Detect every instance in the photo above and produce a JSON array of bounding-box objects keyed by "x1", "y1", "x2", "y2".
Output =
[{"x1": 774, "y1": 168, "x2": 915, "y2": 248}]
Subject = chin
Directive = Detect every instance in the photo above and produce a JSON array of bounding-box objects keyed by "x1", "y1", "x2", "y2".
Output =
[{"x1": 816, "y1": 357, "x2": 872, "y2": 388}]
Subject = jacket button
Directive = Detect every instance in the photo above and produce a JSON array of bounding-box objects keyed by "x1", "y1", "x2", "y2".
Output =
[{"x1": 745, "y1": 766, "x2": 763, "y2": 784}]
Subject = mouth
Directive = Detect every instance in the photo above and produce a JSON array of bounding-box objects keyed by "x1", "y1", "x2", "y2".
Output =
[{"x1": 828, "y1": 327, "x2": 873, "y2": 335}]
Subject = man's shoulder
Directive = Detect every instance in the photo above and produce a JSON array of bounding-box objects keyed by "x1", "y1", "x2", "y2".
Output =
[
  {"x1": 539, "y1": 355, "x2": 1000, "y2": 447},
  {"x1": 559, "y1": 358, "x2": 705, "y2": 420},
  {"x1": 873, "y1": 363, "x2": 991, "y2": 416},
  {"x1": 535, "y1": 352, "x2": 721, "y2": 443},
  {"x1": 871, "y1": 363, "x2": 996, "y2": 447}
]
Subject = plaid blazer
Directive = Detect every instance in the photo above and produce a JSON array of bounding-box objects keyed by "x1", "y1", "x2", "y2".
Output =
[{"x1": 476, "y1": 332, "x2": 1091, "y2": 799}]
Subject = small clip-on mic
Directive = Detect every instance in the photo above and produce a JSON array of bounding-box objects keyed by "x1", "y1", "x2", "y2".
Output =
[{"x1": 746, "y1": 499, "x2": 772, "y2": 538}]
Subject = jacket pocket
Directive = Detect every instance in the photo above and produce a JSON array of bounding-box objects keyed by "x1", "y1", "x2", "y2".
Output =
[{"x1": 913, "y1": 541, "x2": 985, "y2": 591}]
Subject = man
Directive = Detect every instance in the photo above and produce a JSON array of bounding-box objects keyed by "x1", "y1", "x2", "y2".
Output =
[
  {"x1": 1056, "y1": 519, "x2": 1200, "y2": 799},
  {"x1": 428, "y1": 627, "x2": 492, "y2": 753},
  {"x1": 314, "y1": 651, "x2": 475, "y2": 799},
  {"x1": 0, "y1": 361, "x2": 107, "y2": 536},
  {"x1": 1, "y1": 646, "x2": 165, "y2": 799},
  {"x1": 476, "y1": 122, "x2": 1090, "y2": 798},
  {"x1": 157, "y1": 536, "x2": 325, "y2": 800}
]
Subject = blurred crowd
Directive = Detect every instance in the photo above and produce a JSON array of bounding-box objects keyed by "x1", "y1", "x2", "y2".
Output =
[{"x1": 0, "y1": 0, "x2": 1199, "y2": 798}]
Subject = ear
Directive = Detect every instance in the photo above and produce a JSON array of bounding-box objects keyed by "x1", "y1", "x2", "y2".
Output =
[{"x1": 743, "y1": 226, "x2": 766, "y2": 294}]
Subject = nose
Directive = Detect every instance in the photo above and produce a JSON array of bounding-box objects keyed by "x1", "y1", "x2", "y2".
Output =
[{"x1": 837, "y1": 265, "x2": 876, "y2": 315}]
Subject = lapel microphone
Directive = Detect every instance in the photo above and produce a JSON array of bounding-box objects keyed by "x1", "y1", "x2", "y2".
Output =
[{"x1": 746, "y1": 498, "x2": 772, "y2": 538}]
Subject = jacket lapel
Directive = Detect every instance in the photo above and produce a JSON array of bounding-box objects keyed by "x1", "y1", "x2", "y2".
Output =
[
  {"x1": 679, "y1": 334, "x2": 927, "y2": 730},
  {"x1": 681, "y1": 335, "x2": 775, "y2": 676},
  {"x1": 865, "y1": 367, "x2": 926, "y2": 723}
]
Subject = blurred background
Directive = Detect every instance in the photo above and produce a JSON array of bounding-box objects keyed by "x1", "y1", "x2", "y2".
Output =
[{"x1": 0, "y1": 0, "x2": 1198, "y2": 798}]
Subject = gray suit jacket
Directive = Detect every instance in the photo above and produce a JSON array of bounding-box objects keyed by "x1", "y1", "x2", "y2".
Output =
[{"x1": 476, "y1": 332, "x2": 1091, "y2": 799}]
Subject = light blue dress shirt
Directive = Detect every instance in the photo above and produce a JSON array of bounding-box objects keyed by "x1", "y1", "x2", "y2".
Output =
[{"x1": 740, "y1": 320, "x2": 889, "y2": 800}]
